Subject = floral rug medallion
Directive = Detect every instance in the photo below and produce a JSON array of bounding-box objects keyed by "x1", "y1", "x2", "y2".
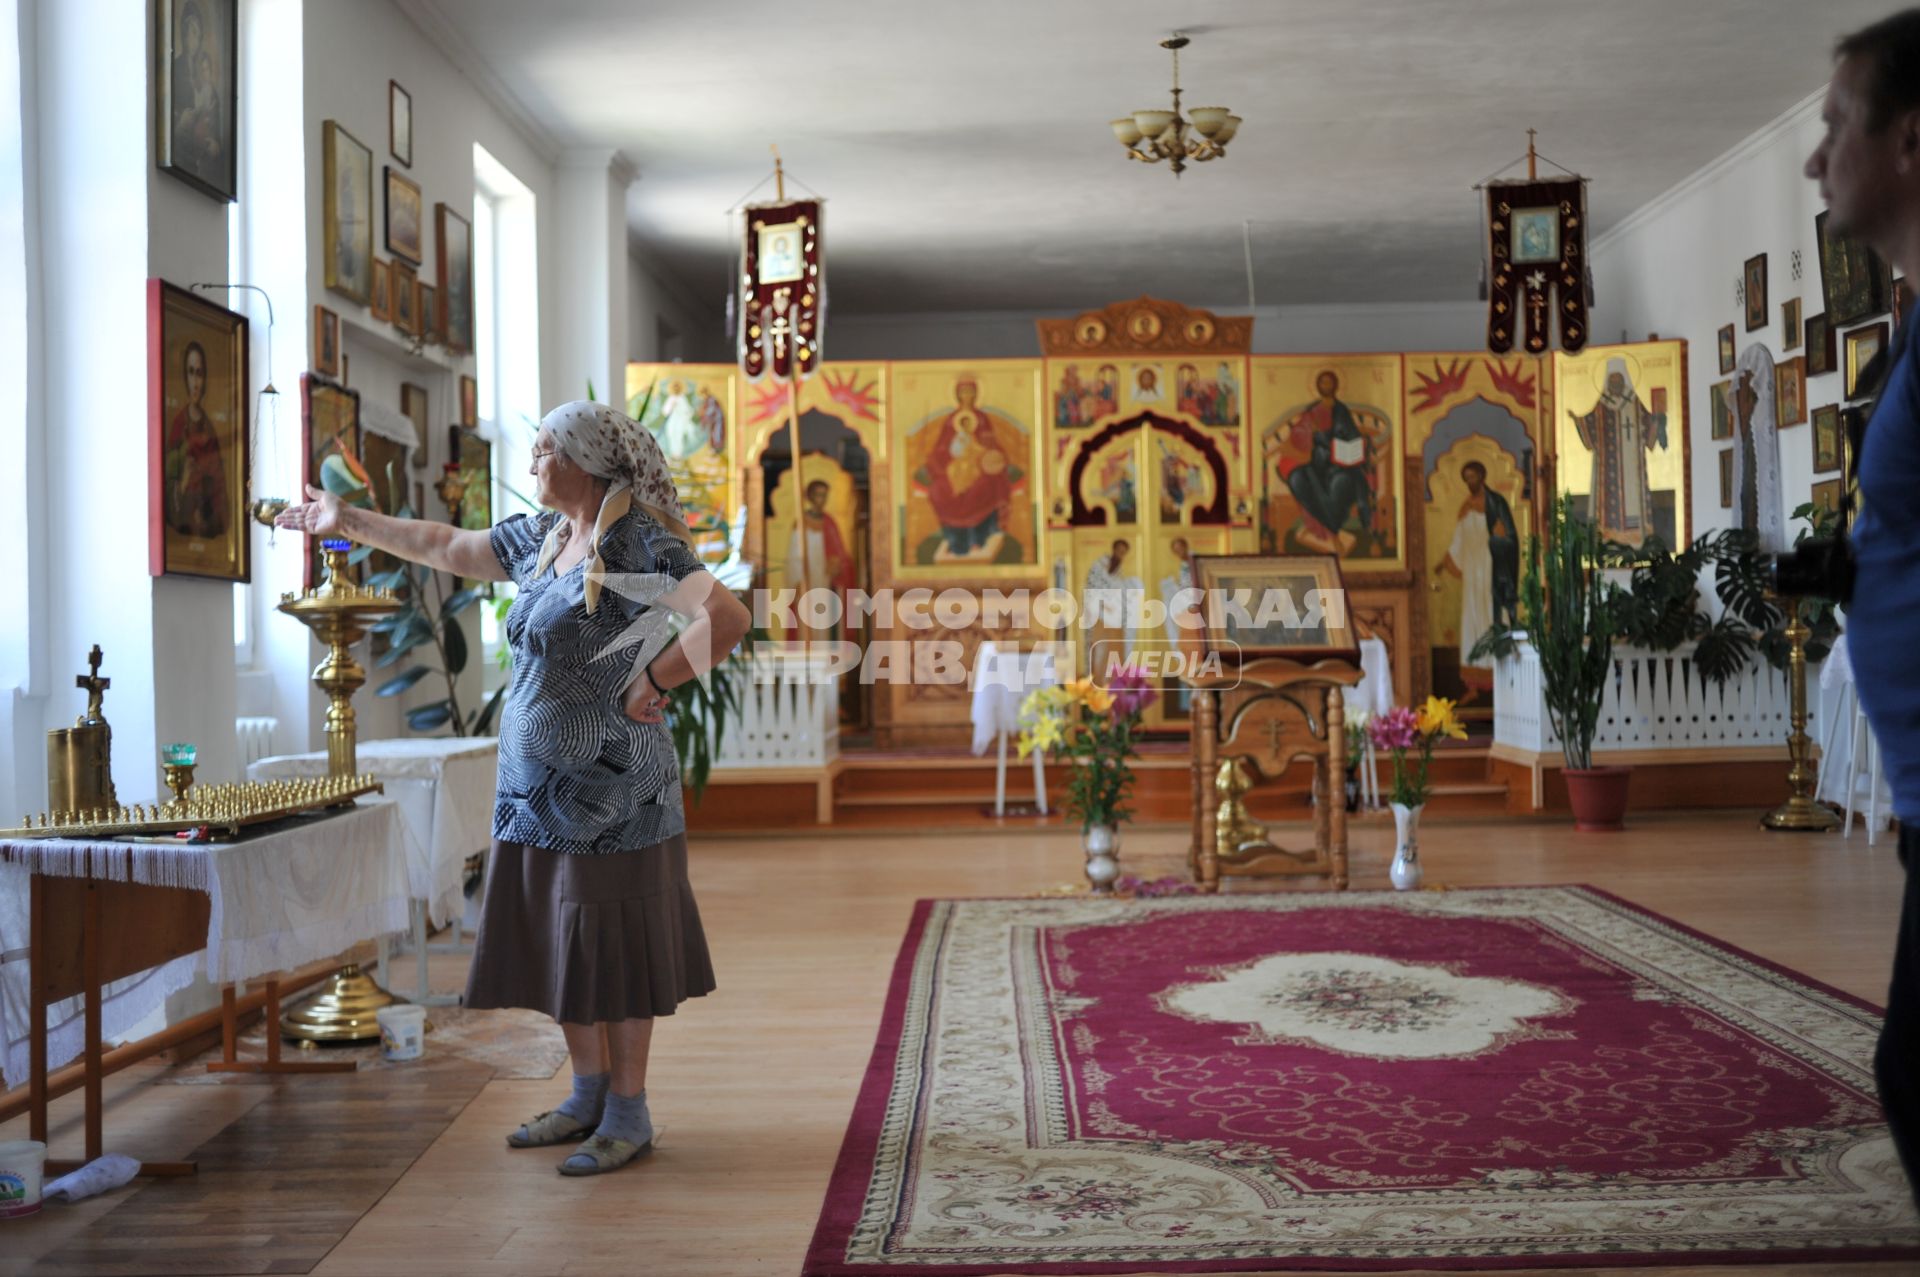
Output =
[
  {"x1": 1159, "y1": 951, "x2": 1574, "y2": 1059},
  {"x1": 803, "y1": 887, "x2": 1920, "y2": 1274}
]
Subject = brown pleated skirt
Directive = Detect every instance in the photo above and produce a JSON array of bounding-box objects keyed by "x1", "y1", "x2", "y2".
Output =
[{"x1": 464, "y1": 833, "x2": 717, "y2": 1024}]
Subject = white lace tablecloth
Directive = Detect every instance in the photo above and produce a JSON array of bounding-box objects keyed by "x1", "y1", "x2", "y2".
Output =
[
  {"x1": 0, "y1": 801, "x2": 410, "y2": 1088},
  {"x1": 250, "y1": 737, "x2": 498, "y2": 929}
]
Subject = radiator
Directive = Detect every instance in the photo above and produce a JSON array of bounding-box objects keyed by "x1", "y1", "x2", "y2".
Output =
[{"x1": 236, "y1": 716, "x2": 279, "y2": 771}]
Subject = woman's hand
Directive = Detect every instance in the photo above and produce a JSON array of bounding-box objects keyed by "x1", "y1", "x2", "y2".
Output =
[
  {"x1": 276, "y1": 485, "x2": 348, "y2": 538},
  {"x1": 623, "y1": 668, "x2": 670, "y2": 725}
]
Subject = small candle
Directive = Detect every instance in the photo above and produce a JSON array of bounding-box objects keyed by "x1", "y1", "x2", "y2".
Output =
[
  {"x1": 162, "y1": 742, "x2": 197, "y2": 766},
  {"x1": 321, "y1": 537, "x2": 352, "y2": 553}
]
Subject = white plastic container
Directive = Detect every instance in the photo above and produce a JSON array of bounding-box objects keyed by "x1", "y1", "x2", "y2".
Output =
[
  {"x1": 376, "y1": 1004, "x2": 427, "y2": 1062},
  {"x1": 0, "y1": 1140, "x2": 47, "y2": 1219}
]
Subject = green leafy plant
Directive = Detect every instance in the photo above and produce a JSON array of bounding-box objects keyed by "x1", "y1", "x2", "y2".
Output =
[
  {"x1": 1471, "y1": 508, "x2": 1844, "y2": 685},
  {"x1": 1517, "y1": 495, "x2": 1617, "y2": 772},
  {"x1": 1712, "y1": 505, "x2": 1843, "y2": 668},
  {"x1": 1599, "y1": 531, "x2": 1758, "y2": 685},
  {"x1": 663, "y1": 627, "x2": 761, "y2": 804}
]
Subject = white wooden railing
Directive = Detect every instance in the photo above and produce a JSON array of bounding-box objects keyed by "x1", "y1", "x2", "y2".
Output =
[
  {"x1": 710, "y1": 649, "x2": 841, "y2": 769},
  {"x1": 1493, "y1": 640, "x2": 1817, "y2": 755}
]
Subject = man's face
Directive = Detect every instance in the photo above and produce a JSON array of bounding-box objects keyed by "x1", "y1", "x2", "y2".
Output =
[
  {"x1": 1807, "y1": 54, "x2": 1905, "y2": 242},
  {"x1": 1316, "y1": 373, "x2": 1338, "y2": 397},
  {"x1": 1463, "y1": 467, "x2": 1484, "y2": 495},
  {"x1": 1607, "y1": 373, "x2": 1626, "y2": 395},
  {"x1": 1172, "y1": 538, "x2": 1189, "y2": 560}
]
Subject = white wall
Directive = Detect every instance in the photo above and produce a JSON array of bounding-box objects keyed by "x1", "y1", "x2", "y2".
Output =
[
  {"x1": 821, "y1": 300, "x2": 1487, "y2": 362},
  {"x1": 25, "y1": 0, "x2": 163, "y2": 806},
  {"x1": 1590, "y1": 88, "x2": 1839, "y2": 551},
  {"x1": 552, "y1": 151, "x2": 631, "y2": 406},
  {"x1": 1, "y1": 0, "x2": 42, "y2": 825},
  {"x1": 288, "y1": 0, "x2": 562, "y2": 746},
  {"x1": 628, "y1": 247, "x2": 726, "y2": 368}
]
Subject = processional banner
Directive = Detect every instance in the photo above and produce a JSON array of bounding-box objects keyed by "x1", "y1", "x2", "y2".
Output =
[
  {"x1": 1486, "y1": 179, "x2": 1588, "y2": 356},
  {"x1": 739, "y1": 199, "x2": 824, "y2": 381}
]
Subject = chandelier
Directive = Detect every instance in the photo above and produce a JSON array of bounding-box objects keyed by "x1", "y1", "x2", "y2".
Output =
[{"x1": 1111, "y1": 35, "x2": 1241, "y2": 177}]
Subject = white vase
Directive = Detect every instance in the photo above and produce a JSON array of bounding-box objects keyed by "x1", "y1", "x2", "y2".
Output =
[
  {"x1": 1083, "y1": 824, "x2": 1121, "y2": 894},
  {"x1": 1389, "y1": 802, "x2": 1424, "y2": 891}
]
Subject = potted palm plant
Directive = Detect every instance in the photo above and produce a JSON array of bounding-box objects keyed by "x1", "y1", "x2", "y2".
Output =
[{"x1": 1523, "y1": 495, "x2": 1628, "y2": 830}]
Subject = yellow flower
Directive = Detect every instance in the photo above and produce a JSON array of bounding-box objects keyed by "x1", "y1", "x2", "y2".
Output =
[
  {"x1": 1018, "y1": 714, "x2": 1066, "y2": 759},
  {"x1": 1065, "y1": 677, "x2": 1115, "y2": 715},
  {"x1": 1415, "y1": 695, "x2": 1468, "y2": 741}
]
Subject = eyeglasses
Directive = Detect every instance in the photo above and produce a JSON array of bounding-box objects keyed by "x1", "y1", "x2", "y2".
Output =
[{"x1": 530, "y1": 447, "x2": 557, "y2": 464}]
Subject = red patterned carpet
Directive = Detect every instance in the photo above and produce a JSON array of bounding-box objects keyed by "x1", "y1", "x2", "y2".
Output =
[{"x1": 803, "y1": 887, "x2": 1920, "y2": 1274}]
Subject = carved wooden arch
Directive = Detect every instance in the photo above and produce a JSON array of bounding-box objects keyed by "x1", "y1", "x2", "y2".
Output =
[
  {"x1": 1220, "y1": 688, "x2": 1327, "y2": 782},
  {"x1": 1066, "y1": 412, "x2": 1231, "y2": 526},
  {"x1": 1037, "y1": 297, "x2": 1253, "y2": 358}
]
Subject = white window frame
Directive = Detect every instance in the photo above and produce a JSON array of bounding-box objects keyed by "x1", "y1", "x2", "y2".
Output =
[{"x1": 472, "y1": 144, "x2": 540, "y2": 689}]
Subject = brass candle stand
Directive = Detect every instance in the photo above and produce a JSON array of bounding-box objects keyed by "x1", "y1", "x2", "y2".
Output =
[
  {"x1": 278, "y1": 539, "x2": 403, "y2": 779},
  {"x1": 1763, "y1": 606, "x2": 1841, "y2": 832},
  {"x1": 163, "y1": 761, "x2": 196, "y2": 806},
  {"x1": 276, "y1": 538, "x2": 409, "y2": 1043},
  {"x1": 1, "y1": 774, "x2": 385, "y2": 841}
]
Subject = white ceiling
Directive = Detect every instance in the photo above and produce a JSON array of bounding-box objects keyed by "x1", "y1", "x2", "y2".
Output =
[{"x1": 408, "y1": 0, "x2": 1885, "y2": 315}]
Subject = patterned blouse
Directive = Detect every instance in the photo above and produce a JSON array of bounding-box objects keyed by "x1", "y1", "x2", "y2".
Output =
[{"x1": 489, "y1": 508, "x2": 706, "y2": 855}]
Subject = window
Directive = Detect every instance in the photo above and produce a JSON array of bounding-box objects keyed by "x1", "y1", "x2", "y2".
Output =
[
  {"x1": 0, "y1": 0, "x2": 30, "y2": 698},
  {"x1": 472, "y1": 144, "x2": 539, "y2": 684},
  {"x1": 229, "y1": 192, "x2": 252, "y2": 665}
]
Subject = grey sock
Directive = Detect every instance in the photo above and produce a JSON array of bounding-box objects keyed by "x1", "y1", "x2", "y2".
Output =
[
  {"x1": 594, "y1": 1088, "x2": 653, "y2": 1147},
  {"x1": 555, "y1": 1071, "x2": 609, "y2": 1128}
]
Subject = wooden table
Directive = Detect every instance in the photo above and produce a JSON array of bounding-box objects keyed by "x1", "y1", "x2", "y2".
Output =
[
  {"x1": 4, "y1": 802, "x2": 409, "y2": 1176},
  {"x1": 1188, "y1": 656, "x2": 1362, "y2": 892}
]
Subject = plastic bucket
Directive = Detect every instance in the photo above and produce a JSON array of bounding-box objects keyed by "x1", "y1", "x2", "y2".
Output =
[
  {"x1": 0, "y1": 1140, "x2": 46, "y2": 1219},
  {"x1": 376, "y1": 1005, "x2": 428, "y2": 1062}
]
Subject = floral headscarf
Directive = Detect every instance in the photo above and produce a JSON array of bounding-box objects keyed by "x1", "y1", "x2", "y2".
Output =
[{"x1": 533, "y1": 400, "x2": 693, "y2": 613}]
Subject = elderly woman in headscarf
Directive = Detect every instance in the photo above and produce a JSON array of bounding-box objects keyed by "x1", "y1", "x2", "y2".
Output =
[{"x1": 278, "y1": 400, "x2": 751, "y2": 1176}]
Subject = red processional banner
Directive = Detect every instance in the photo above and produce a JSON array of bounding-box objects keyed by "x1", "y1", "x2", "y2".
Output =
[
  {"x1": 1486, "y1": 179, "x2": 1588, "y2": 355},
  {"x1": 739, "y1": 199, "x2": 824, "y2": 381}
]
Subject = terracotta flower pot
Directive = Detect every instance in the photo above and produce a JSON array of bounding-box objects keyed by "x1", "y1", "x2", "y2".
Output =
[{"x1": 1564, "y1": 765, "x2": 1632, "y2": 831}]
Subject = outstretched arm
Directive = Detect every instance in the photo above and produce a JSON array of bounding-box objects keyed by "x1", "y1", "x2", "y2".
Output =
[{"x1": 276, "y1": 485, "x2": 508, "y2": 582}]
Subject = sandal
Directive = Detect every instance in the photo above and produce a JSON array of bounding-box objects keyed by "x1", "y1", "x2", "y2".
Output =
[
  {"x1": 507, "y1": 1109, "x2": 596, "y2": 1149},
  {"x1": 556, "y1": 1132, "x2": 657, "y2": 1177}
]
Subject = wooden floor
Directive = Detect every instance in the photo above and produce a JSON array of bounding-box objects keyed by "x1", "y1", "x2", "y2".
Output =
[{"x1": 3, "y1": 808, "x2": 1915, "y2": 1277}]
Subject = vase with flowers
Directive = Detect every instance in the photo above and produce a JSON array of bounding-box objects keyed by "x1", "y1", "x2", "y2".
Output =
[
  {"x1": 1366, "y1": 697, "x2": 1468, "y2": 890},
  {"x1": 1019, "y1": 665, "x2": 1158, "y2": 892}
]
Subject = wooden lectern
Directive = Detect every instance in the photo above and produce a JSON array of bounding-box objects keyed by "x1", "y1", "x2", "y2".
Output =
[
  {"x1": 1188, "y1": 657, "x2": 1360, "y2": 892},
  {"x1": 1179, "y1": 553, "x2": 1363, "y2": 893}
]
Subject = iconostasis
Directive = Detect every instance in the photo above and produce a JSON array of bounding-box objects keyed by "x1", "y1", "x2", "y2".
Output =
[{"x1": 631, "y1": 300, "x2": 1688, "y2": 748}]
